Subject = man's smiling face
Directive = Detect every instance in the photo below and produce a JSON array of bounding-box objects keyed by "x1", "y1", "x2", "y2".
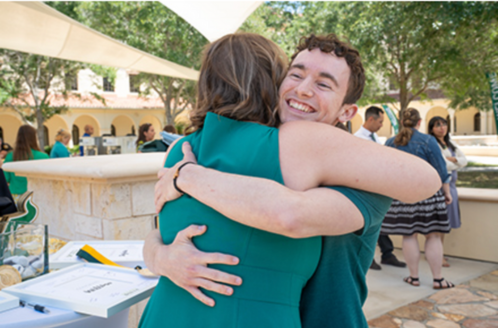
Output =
[{"x1": 278, "y1": 48, "x2": 357, "y2": 125}]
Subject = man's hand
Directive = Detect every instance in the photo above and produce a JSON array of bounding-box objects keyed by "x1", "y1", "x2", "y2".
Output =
[
  {"x1": 143, "y1": 225, "x2": 242, "y2": 307},
  {"x1": 155, "y1": 142, "x2": 198, "y2": 213},
  {"x1": 446, "y1": 156, "x2": 457, "y2": 163}
]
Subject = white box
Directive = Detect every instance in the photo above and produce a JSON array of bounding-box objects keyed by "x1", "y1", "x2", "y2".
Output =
[
  {"x1": 49, "y1": 240, "x2": 144, "y2": 270},
  {"x1": 3, "y1": 263, "x2": 158, "y2": 318}
]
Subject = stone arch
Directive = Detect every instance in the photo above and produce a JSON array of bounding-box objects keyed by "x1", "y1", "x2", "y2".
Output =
[
  {"x1": 425, "y1": 106, "x2": 449, "y2": 134},
  {"x1": 44, "y1": 114, "x2": 70, "y2": 146},
  {"x1": 111, "y1": 115, "x2": 136, "y2": 137},
  {"x1": 0, "y1": 113, "x2": 23, "y2": 145},
  {"x1": 454, "y1": 108, "x2": 479, "y2": 135},
  {"x1": 73, "y1": 114, "x2": 101, "y2": 140},
  {"x1": 139, "y1": 115, "x2": 162, "y2": 139}
]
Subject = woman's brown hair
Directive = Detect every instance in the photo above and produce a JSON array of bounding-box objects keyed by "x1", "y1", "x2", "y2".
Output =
[
  {"x1": 13, "y1": 125, "x2": 42, "y2": 161},
  {"x1": 394, "y1": 108, "x2": 421, "y2": 146},
  {"x1": 187, "y1": 33, "x2": 288, "y2": 134},
  {"x1": 136, "y1": 123, "x2": 152, "y2": 146}
]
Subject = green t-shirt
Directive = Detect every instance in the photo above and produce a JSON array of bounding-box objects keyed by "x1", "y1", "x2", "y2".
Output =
[
  {"x1": 300, "y1": 187, "x2": 392, "y2": 328},
  {"x1": 3, "y1": 149, "x2": 50, "y2": 195}
]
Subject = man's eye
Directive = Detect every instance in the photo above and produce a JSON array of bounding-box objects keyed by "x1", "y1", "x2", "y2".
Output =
[
  {"x1": 318, "y1": 83, "x2": 330, "y2": 89},
  {"x1": 290, "y1": 73, "x2": 302, "y2": 79}
]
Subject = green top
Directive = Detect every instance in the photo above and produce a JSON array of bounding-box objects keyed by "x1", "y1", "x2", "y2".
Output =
[
  {"x1": 139, "y1": 113, "x2": 321, "y2": 328},
  {"x1": 300, "y1": 187, "x2": 392, "y2": 328},
  {"x1": 3, "y1": 150, "x2": 50, "y2": 195},
  {"x1": 50, "y1": 141, "x2": 70, "y2": 158}
]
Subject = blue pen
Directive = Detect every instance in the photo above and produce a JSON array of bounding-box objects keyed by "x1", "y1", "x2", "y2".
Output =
[{"x1": 19, "y1": 300, "x2": 50, "y2": 314}]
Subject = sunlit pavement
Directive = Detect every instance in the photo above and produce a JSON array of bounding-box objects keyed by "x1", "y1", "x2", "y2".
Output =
[{"x1": 364, "y1": 249, "x2": 498, "y2": 327}]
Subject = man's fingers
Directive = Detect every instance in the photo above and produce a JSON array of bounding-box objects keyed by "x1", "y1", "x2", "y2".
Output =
[
  {"x1": 202, "y1": 252, "x2": 239, "y2": 266},
  {"x1": 202, "y1": 267, "x2": 242, "y2": 286},
  {"x1": 186, "y1": 286, "x2": 215, "y2": 307},
  {"x1": 196, "y1": 278, "x2": 234, "y2": 296},
  {"x1": 176, "y1": 224, "x2": 207, "y2": 241},
  {"x1": 182, "y1": 142, "x2": 197, "y2": 164}
]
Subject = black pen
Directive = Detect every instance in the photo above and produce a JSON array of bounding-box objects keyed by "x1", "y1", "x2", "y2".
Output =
[{"x1": 19, "y1": 300, "x2": 51, "y2": 314}]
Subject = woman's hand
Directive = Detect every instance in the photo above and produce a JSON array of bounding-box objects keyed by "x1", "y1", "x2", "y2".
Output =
[
  {"x1": 442, "y1": 183, "x2": 453, "y2": 205},
  {"x1": 154, "y1": 142, "x2": 198, "y2": 213},
  {"x1": 446, "y1": 156, "x2": 457, "y2": 163}
]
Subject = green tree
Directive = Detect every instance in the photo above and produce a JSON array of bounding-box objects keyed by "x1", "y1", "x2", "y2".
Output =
[
  {"x1": 243, "y1": 2, "x2": 498, "y2": 118},
  {"x1": 0, "y1": 51, "x2": 86, "y2": 149},
  {"x1": 74, "y1": 1, "x2": 207, "y2": 125},
  {"x1": 322, "y1": 2, "x2": 498, "y2": 116}
]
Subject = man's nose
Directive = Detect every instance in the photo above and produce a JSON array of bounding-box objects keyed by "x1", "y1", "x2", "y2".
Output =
[{"x1": 296, "y1": 78, "x2": 313, "y2": 97}]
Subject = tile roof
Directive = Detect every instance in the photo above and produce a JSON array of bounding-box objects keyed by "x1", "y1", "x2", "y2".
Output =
[{"x1": 10, "y1": 93, "x2": 166, "y2": 110}]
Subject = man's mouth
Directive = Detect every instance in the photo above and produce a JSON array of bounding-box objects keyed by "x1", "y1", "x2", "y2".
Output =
[{"x1": 288, "y1": 100, "x2": 315, "y2": 113}]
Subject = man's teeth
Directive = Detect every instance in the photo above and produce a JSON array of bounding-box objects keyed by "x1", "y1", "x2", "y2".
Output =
[{"x1": 289, "y1": 101, "x2": 312, "y2": 113}]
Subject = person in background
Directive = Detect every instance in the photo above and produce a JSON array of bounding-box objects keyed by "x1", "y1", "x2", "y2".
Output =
[
  {"x1": 354, "y1": 106, "x2": 406, "y2": 270},
  {"x1": 136, "y1": 123, "x2": 155, "y2": 152},
  {"x1": 0, "y1": 139, "x2": 13, "y2": 169},
  {"x1": 79, "y1": 124, "x2": 95, "y2": 156},
  {"x1": 3, "y1": 125, "x2": 49, "y2": 201},
  {"x1": 428, "y1": 116, "x2": 468, "y2": 267},
  {"x1": 163, "y1": 124, "x2": 178, "y2": 134},
  {"x1": 50, "y1": 129, "x2": 71, "y2": 158},
  {"x1": 381, "y1": 108, "x2": 454, "y2": 289}
]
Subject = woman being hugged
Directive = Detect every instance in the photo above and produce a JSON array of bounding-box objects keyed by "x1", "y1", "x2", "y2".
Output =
[
  {"x1": 429, "y1": 116, "x2": 467, "y2": 267},
  {"x1": 381, "y1": 108, "x2": 454, "y2": 289},
  {"x1": 3, "y1": 125, "x2": 49, "y2": 201}
]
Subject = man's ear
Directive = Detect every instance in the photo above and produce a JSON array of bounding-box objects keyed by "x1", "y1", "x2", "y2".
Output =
[{"x1": 337, "y1": 103, "x2": 358, "y2": 123}]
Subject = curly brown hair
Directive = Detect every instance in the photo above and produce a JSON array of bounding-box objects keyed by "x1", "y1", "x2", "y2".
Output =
[
  {"x1": 291, "y1": 34, "x2": 365, "y2": 105},
  {"x1": 187, "y1": 33, "x2": 288, "y2": 134},
  {"x1": 394, "y1": 108, "x2": 421, "y2": 146}
]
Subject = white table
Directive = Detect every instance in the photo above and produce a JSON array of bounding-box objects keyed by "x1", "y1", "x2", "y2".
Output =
[{"x1": 0, "y1": 305, "x2": 128, "y2": 328}]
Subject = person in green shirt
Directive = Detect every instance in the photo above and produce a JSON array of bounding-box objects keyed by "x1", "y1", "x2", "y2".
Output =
[
  {"x1": 3, "y1": 125, "x2": 49, "y2": 200},
  {"x1": 50, "y1": 129, "x2": 71, "y2": 159}
]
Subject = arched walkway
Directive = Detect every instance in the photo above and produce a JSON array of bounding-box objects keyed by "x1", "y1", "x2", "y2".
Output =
[
  {"x1": 454, "y1": 108, "x2": 479, "y2": 135},
  {"x1": 111, "y1": 115, "x2": 136, "y2": 137},
  {"x1": 73, "y1": 115, "x2": 101, "y2": 140},
  {"x1": 139, "y1": 115, "x2": 162, "y2": 139},
  {"x1": 0, "y1": 113, "x2": 23, "y2": 145},
  {"x1": 44, "y1": 115, "x2": 69, "y2": 146}
]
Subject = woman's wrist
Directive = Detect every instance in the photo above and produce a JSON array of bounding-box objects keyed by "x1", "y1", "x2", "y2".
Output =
[{"x1": 173, "y1": 162, "x2": 196, "y2": 195}]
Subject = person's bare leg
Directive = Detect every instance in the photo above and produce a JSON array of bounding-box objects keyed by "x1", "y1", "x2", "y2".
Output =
[
  {"x1": 425, "y1": 232, "x2": 453, "y2": 288},
  {"x1": 402, "y1": 234, "x2": 420, "y2": 285},
  {"x1": 441, "y1": 234, "x2": 450, "y2": 267}
]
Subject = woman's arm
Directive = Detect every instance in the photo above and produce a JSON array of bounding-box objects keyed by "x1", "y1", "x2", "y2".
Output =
[{"x1": 454, "y1": 146, "x2": 468, "y2": 168}]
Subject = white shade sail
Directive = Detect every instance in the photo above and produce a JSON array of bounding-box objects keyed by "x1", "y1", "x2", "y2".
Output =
[
  {"x1": 161, "y1": 1, "x2": 262, "y2": 42},
  {"x1": 0, "y1": 2, "x2": 199, "y2": 80}
]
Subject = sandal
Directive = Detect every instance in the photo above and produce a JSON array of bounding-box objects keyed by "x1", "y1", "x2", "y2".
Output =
[
  {"x1": 433, "y1": 278, "x2": 455, "y2": 289},
  {"x1": 403, "y1": 276, "x2": 420, "y2": 286}
]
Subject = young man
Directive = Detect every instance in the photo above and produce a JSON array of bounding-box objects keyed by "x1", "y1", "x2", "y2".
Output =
[
  {"x1": 145, "y1": 34, "x2": 439, "y2": 327},
  {"x1": 354, "y1": 106, "x2": 406, "y2": 270}
]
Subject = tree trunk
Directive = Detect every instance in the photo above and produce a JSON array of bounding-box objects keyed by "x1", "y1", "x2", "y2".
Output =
[{"x1": 36, "y1": 106, "x2": 45, "y2": 150}]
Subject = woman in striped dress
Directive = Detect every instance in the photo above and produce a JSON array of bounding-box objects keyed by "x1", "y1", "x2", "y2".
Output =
[{"x1": 381, "y1": 108, "x2": 454, "y2": 289}]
